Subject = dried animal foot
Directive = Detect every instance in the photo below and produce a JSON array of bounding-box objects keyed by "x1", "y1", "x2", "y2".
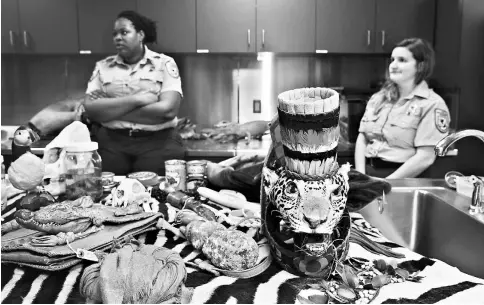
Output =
[
  {"x1": 30, "y1": 225, "x2": 104, "y2": 247},
  {"x1": 1, "y1": 219, "x2": 22, "y2": 235}
]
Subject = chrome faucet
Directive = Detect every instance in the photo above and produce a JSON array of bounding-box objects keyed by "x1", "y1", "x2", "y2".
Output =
[
  {"x1": 434, "y1": 129, "x2": 484, "y2": 157},
  {"x1": 435, "y1": 129, "x2": 484, "y2": 214}
]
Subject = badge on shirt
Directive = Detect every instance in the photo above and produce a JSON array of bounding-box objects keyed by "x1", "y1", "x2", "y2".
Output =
[
  {"x1": 407, "y1": 103, "x2": 422, "y2": 116},
  {"x1": 435, "y1": 108, "x2": 450, "y2": 133},
  {"x1": 165, "y1": 60, "x2": 180, "y2": 78}
]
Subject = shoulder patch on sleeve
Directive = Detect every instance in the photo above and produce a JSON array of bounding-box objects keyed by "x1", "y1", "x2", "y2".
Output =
[
  {"x1": 165, "y1": 60, "x2": 180, "y2": 78},
  {"x1": 435, "y1": 108, "x2": 450, "y2": 133},
  {"x1": 89, "y1": 63, "x2": 100, "y2": 82}
]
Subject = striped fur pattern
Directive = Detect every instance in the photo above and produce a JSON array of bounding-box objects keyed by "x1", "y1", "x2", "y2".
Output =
[{"x1": 2, "y1": 212, "x2": 483, "y2": 304}]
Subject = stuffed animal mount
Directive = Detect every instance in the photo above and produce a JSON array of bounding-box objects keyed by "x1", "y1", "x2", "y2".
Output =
[{"x1": 261, "y1": 87, "x2": 352, "y2": 277}]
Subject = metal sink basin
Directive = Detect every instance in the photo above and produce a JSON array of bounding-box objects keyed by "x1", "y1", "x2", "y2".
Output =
[{"x1": 360, "y1": 179, "x2": 484, "y2": 279}]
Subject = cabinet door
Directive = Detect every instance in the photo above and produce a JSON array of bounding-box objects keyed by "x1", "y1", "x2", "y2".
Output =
[
  {"x1": 138, "y1": 0, "x2": 196, "y2": 53},
  {"x1": 316, "y1": 0, "x2": 375, "y2": 53},
  {"x1": 1, "y1": 0, "x2": 20, "y2": 53},
  {"x1": 18, "y1": 0, "x2": 78, "y2": 54},
  {"x1": 78, "y1": 0, "x2": 137, "y2": 54},
  {"x1": 376, "y1": 0, "x2": 436, "y2": 53},
  {"x1": 257, "y1": 0, "x2": 316, "y2": 53},
  {"x1": 197, "y1": 0, "x2": 256, "y2": 53}
]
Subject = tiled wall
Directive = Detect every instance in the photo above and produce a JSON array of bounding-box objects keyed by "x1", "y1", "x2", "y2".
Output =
[{"x1": 1, "y1": 53, "x2": 388, "y2": 129}]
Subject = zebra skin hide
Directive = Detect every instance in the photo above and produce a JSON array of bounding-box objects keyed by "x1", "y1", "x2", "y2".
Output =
[{"x1": 1, "y1": 193, "x2": 483, "y2": 304}]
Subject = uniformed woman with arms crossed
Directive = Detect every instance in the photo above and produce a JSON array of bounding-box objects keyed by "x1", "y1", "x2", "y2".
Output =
[
  {"x1": 354, "y1": 38, "x2": 451, "y2": 179},
  {"x1": 84, "y1": 11, "x2": 185, "y2": 176}
]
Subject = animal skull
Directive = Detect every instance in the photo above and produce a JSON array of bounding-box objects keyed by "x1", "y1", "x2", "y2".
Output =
[{"x1": 108, "y1": 178, "x2": 151, "y2": 207}]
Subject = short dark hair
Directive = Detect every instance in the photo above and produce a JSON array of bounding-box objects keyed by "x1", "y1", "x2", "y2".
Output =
[{"x1": 117, "y1": 10, "x2": 157, "y2": 44}]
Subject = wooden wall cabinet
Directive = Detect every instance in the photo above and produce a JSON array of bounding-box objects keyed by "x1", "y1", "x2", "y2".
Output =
[
  {"x1": 316, "y1": 0, "x2": 376, "y2": 53},
  {"x1": 77, "y1": 0, "x2": 137, "y2": 54},
  {"x1": 1, "y1": 0, "x2": 20, "y2": 53},
  {"x1": 375, "y1": 0, "x2": 435, "y2": 53},
  {"x1": 197, "y1": 0, "x2": 256, "y2": 53},
  {"x1": 138, "y1": 0, "x2": 196, "y2": 53},
  {"x1": 1, "y1": 0, "x2": 78, "y2": 54},
  {"x1": 197, "y1": 0, "x2": 315, "y2": 53},
  {"x1": 316, "y1": 0, "x2": 435, "y2": 54},
  {"x1": 256, "y1": 0, "x2": 316, "y2": 53},
  {"x1": 1, "y1": 0, "x2": 436, "y2": 54}
]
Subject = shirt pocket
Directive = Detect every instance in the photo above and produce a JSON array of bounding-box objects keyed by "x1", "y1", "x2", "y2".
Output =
[
  {"x1": 385, "y1": 114, "x2": 420, "y2": 148},
  {"x1": 99, "y1": 72, "x2": 126, "y2": 97},
  {"x1": 137, "y1": 70, "x2": 164, "y2": 93},
  {"x1": 359, "y1": 110, "x2": 380, "y2": 135}
]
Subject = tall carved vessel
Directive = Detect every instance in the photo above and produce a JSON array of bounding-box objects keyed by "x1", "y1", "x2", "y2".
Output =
[{"x1": 261, "y1": 87, "x2": 351, "y2": 278}]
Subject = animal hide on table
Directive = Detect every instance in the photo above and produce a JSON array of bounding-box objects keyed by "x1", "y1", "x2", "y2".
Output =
[{"x1": 2, "y1": 195, "x2": 483, "y2": 304}]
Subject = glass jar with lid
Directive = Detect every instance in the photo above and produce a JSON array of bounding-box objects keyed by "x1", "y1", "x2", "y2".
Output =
[{"x1": 64, "y1": 142, "x2": 103, "y2": 202}]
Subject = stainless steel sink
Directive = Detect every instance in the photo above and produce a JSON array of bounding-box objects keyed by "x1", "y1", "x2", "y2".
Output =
[{"x1": 360, "y1": 179, "x2": 484, "y2": 279}]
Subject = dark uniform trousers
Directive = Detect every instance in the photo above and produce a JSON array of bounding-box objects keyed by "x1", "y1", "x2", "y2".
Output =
[
  {"x1": 365, "y1": 157, "x2": 431, "y2": 178},
  {"x1": 96, "y1": 126, "x2": 186, "y2": 176}
]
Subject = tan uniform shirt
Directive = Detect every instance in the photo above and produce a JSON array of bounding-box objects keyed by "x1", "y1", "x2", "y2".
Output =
[
  {"x1": 359, "y1": 81, "x2": 451, "y2": 163},
  {"x1": 86, "y1": 46, "x2": 182, "y2": 131}
]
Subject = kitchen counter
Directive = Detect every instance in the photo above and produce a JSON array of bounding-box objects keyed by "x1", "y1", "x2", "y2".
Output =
[{"x1": 1, "y1": 136, "x2": 356, "y2": 159}]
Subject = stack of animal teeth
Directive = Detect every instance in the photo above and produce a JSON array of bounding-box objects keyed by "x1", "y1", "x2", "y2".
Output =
[{"x1": 277, "y1": 87, "x2": 340, "y2": 177}]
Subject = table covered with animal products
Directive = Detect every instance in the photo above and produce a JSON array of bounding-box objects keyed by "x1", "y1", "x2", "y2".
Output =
[{"x1": 1, "y1": 173, "x2": 483, "y2": 304}]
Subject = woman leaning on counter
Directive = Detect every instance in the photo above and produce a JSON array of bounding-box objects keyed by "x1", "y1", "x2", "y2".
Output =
[
  {"x1": 84, "y1": 10, "x2": 185, "y2": 176},
  {"x1": 354, "y1": 38, "x2": 451, "y2": 179}
]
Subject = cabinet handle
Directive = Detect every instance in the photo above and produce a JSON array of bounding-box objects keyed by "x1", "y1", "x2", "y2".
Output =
[
  {"x1": 23, "y1": 31, "x2": 29, "y2": 48},
  {"x1": 247, "y1": 29, "x2": 251, "y2": 47},
  {"x1": 367, "y1": 30, "x2": 371, "y2": 46},
  {"x1": 9, "y1": 31, "x2": 15, "y2": 47},
  {"x1": 262, "y1": 29, "x2": 265, "y2": 50},
  {"x1": 381, "y1": 30, "x2": 386, "y2": 47}
]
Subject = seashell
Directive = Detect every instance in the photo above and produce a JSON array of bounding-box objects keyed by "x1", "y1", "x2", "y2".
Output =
[
  {"x1": 341, "y1": 265, "x2": 359, "y2": 289},
  {"x1": 308, "y1": 294, "x2": 328, "y2": 304},
  {"x1": 374, "y1": 259, "x2": 387, "y2": 272},
  {"x1": 395, "y1": 268, "x2": 410, "y2": 279},
  {"x1": 296, "y1": 295, "x2": 316, "y2": 304},
  {"x1": 337, "y1": 287, "x2": 356, "y2": 300},
  {"x1": 371, "y1": 274, "x2": 391, "y2": 288}
]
